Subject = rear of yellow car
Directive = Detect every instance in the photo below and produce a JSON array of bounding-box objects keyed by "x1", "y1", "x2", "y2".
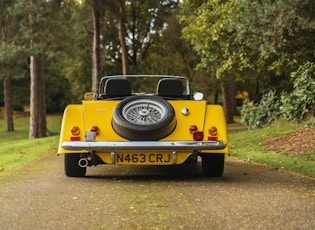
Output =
[{"x1": 58, "y1": 76, "x2": 229, "y2": 177}]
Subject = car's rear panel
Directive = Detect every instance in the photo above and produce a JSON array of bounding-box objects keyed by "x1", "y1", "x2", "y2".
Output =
[{"x1": 58, "y1": 99, "x2": 229, "y2": 165}]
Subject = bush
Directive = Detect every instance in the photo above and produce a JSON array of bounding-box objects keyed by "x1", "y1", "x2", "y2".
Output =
[
  {"x1": 242, "y1": 62, "x2": 315, "y2": 129},
  {"x1": 280, "y1": 62, "x2": 315, "y2": 122},
  {"x1": 241, "y1": 90, "x2": 280, "y2": 129}
]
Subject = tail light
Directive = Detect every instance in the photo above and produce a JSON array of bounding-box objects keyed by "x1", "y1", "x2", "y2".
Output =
[
  {"x1": 189, "y1": 125, "x2": 198, "y2": 133},
  {"x1": 208, "y1": 126, "x2": 218, "y2": 140},
  {"x1": 90, "y1": 126, "x2": 100, "y2": 135},
  {"x1": 189, "y1": 125, "x2": 204, "y2": 140},
  {"x1": 71, "y1": 126, "x2": 80, "y2": 135},
  {"x1": 208, "y1": 126, "x2": 217, "y2": 135},
  {"x1": 70, "y1": 126, "x2": 81, "y2": 141},
  {"x1": 193, "y1": 131, "x2": 204, "y2": 141}
]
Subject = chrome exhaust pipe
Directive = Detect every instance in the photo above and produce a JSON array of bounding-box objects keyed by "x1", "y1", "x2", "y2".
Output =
[{"x1": 78, "y1": 158, "x2": 89, "y2": 168}]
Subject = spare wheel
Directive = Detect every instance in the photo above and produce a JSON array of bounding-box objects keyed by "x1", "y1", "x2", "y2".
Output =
[{"x1": 112, "y1": 95, "x2": 176, "y2": 140}]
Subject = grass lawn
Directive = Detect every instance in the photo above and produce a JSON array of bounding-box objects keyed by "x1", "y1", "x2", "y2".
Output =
[
  {"x1": 228, "y1": 118, "x2": 315, "y2": 178},
  {"x1": 0, "y1": 115, "x2": 62, "y2": 175}
]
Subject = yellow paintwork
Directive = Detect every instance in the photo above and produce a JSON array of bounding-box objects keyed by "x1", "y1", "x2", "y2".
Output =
[
  {"x1": 58, "y1": 99, "x2": 229, "y2": 164},
  {"x1": 201, "y1": 105, "x2": 229, "y2": 154},
  {"x1": 58, "y1": 104, "x2": 88, "y2": 154}
]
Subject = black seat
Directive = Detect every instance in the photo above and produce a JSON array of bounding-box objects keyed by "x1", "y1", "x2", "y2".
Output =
[
  {"x1": 157, "y1": 78, "x2": 183, "y2": 98},
  {"x1": 104, "y1": 78, "x2": 131, "y2": 97}
]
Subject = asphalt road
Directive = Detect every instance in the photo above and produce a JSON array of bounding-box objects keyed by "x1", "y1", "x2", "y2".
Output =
[{"x1": 0, "y1": 154, "x2": 314, "y2": 230}]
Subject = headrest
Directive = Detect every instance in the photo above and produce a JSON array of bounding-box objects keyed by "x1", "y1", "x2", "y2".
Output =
[
  {"x1": 104, "y1": 78, "x2": 131, "y2": 97},
  {"x1": 157, "y1": 78, "x2": 183, "y2": 98}
]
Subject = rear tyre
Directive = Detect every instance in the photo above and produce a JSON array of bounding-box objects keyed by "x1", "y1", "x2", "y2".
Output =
[
  {"x1": 112, "y1": 95, "x2": 176, "y2": 140},
  {"x1": 201, "y1": 154, "x2": 225, "y2": 177},
  {"x1": 64, "y1": 154, "x2": 86, "y2": 177}
]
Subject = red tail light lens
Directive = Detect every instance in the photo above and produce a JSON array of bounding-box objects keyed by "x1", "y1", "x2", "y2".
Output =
[
  {"x1": 90, "y1": 126, "x2": 100, "y2": 135},
  {"x1": 189, "y1": 125, "x2": 198, "y2": 133},
  {"x1": 193, "y1": 131, "x2": 204, "y2": 141},
  {"x1": 70, "y1": 136, "x2": 81, "y2": 141}
]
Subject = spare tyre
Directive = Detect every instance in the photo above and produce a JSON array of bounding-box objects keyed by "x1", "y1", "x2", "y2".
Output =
[{"x1": 112, "y1": 95, "x2": 176, "y2": 140}]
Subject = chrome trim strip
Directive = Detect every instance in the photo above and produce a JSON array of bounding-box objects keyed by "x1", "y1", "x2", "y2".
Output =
[
  {"x1": 172, "y1": 151, "x2": 177, "y2": 164},
  {"x1": 110, "y1": 152, "x2": 115, "y2": 164},
  {"x1": 61, "y1": 140, "x2": 227, "y2": 151}
]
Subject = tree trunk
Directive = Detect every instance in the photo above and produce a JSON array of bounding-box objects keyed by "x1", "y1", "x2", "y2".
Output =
[
  {"x1": 92, "y1": 2, "x2": 101, "y2": 92},
  {"x1": 29, "y1": 54, "x2": 47, "y2": 139},
  {"x1": 118, "y1": 0, "x2": 128, "y2": 75},
  {"x1": 220, "y1": 75, "x2": 236, "y2": 124},
  {"x1": 4, "y1": 78, "x2": 14, "y2": 132}
]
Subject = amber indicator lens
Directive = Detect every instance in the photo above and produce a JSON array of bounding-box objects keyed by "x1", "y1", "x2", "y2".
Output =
[
  {"x1": 71, "y1": 126, "x2": 80, "y2": 135},
  {"x1": 208, "y1": 126, "x2": 217, "y2": 136}
]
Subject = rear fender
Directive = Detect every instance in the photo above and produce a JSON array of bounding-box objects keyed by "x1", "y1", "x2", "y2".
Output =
[
  {"x1": 202, "y1": 105, "x2": 229, "y2": 154},
  {"x1": 58, "y1": 104, "x2": 87, "y2": 154}
]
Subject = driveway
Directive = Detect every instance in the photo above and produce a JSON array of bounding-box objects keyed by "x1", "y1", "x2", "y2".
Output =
[{"x1": 0, "y1": 155, "x2": 314, "y2": 229}]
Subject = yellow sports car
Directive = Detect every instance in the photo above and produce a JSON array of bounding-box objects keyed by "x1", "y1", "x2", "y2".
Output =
[{"x1": 58, "y1": 75, "x2": 229, "y2": 177}]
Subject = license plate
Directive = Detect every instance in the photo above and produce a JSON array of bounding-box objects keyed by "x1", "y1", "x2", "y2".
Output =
[{"x1": 116, "y1": 153, "x2": 172, "y2": 165}]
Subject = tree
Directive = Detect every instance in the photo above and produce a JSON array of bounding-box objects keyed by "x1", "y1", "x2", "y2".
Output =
[
  {"x1": 59, "y1": 2, "x2": 93, "y2": 102},
  {"x1": 28, "y1": 0, "x2": 48, "y2": 138},
  {"x1": 118, "y1": 0, "x2": 129, "y2": 75},
  {"x1": 3, "y1": 78, "x2": 13, "y2": 131},
  {"x1": 29, "y1": 54, "x2": 47, "y2": 138},
  {"x1": 0, "y1": 0, "x2": 15, "y2": 132},
  {"x1": 91, "y1": 0, "x2": 102, "y2": 92},
  {"x1": 0, "y1": 0, "x2": 30, "y2": 131},
  {"x1": 140, "y1": 8, "x2": 201, "y2": 80},
  {"x1": 180, "y1": 1, "x2": 251, "y2": 123},
  {"x1": 19, "y1": 0, "x2": 77, "y2": 138},
  {"x1": 180, "y1": 0, "x2": 315, "y2": 123},
  {"x1": 102, "y1": 0, "x2": 179, "y2": 74}
]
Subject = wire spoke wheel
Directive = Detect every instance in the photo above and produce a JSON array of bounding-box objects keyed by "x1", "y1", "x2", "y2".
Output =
[
  {"x1": 112, "y1": 95, "x2": 176, "y2": 140},
  {"x1": 122, "y1": 99, "x2": 166, "y2": 125}
]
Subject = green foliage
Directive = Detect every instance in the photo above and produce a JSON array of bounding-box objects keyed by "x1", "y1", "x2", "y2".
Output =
[
  {"x1": 241, "y1": 90, "x2": 280, "y2": 129},
  {"x1": 180, "y1": 0, "x2": 315, "y2": 96},
  {"x1": 101, "y1": 0, "x2": 180, "y2": 75},
  {"x1": 242, "y1": 62, "x2": 315, "y2": 128},
  {"x1": 280, "y1": 62, "x2": 315, "y2": 122},
  {"x1": 140, "y1": 8, "x2": 201, "y2": 81},
  {"x1": 180, "y1": 0, "x2": 252, "y2": 78},
  {"x1": 1, "y1": 0, "x2": 313, "y2": 117}
]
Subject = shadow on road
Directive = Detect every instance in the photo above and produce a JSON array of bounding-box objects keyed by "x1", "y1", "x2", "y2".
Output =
[
  {"x1": 79, "y1": 157, "x2": 314, "y2": 190},
  {"x1": 85, "y1": 163, "x2": 208, "y2": 181}
]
